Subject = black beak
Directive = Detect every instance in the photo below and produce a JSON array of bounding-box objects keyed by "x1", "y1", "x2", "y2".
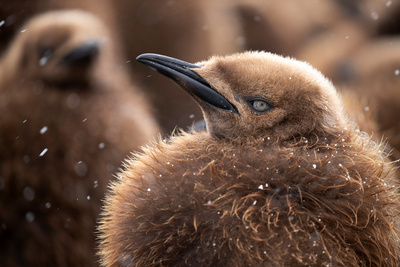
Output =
[
  {"x1": 63, "y1": 42, "x2": 100, "y2": 65},
  {"x1": 136, "y1": 53, "x2": 239, "y2": 114}
]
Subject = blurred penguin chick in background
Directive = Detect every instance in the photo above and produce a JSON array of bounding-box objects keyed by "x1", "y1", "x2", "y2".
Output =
[
  {"x1": 0, "y1": 10, "x2": 158, "y2": 267},
  {"x1": 337, "y1": 38, "x2": 400, "y2": 158}
]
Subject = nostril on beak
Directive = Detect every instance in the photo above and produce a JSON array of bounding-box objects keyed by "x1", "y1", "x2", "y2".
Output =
[{"x1": 62, "y1": 42, "x2": 100, "y2": 64}]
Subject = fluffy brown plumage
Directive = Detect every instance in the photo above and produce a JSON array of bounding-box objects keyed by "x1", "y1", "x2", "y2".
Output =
[
  {"x1": 99, "y1": 51, "x2": 400, "y2": 266},
  {"x1": 0, "y1": 10, "x2": 158, "y2": 267}
]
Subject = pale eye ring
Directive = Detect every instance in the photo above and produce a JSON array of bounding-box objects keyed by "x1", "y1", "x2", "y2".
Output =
[{"x1": 247, "y1": 98, "x2": 272, "y2": 113}]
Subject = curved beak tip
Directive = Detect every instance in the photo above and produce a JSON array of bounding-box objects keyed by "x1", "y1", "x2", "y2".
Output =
[{"x1": 136, "y1": 53, "x2": 239, "y2": 114}]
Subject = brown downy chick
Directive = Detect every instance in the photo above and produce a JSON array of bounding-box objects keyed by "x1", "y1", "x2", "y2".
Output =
[
  {"x1": 235, "y1": 0, "x2": 352, "y2": 56},
  {"x1": 99, "y1": 51, "x2": 400, "y2": 266},
  {"x1": 339, "y1": 38, "x2": 400, "y2": 159},
  {"x1": 0, "y1": 10, "x2": 158, "y2": 267}
]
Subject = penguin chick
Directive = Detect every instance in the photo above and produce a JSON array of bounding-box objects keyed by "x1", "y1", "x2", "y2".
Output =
[
  {"x1": 1, "y1": 9, "x2": 106, "y2": 88},
  {"x1": 0, "y1": 10, "x2": 158, "y2": 267},
  {"x1": 137, "y1": 52, "x2": 346, "y2": 141},
  {"x1": 236, "y1": 0, "x2": 352, "y2": 56},
  {"x1": 342, "y1": 38, "x2": 400, "y2": 160},
  {"x1": 99, "y1": 51, "x2": 400, "y2": 266}
]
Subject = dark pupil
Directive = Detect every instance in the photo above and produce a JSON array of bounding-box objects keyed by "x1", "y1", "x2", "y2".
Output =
[{"x1": 254, "y1": 100, "x2": 267, "y2": 111}]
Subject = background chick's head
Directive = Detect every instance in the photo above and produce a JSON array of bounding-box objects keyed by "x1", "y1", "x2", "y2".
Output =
[
  {"x1": 138, "y1": 51, "x2": 346, "y2": 140},
  {"x1": 2, "y1": 10, "x2": 108, "y2": 88}
]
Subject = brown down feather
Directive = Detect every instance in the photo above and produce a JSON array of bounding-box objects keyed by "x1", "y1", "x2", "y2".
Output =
[{"x1": 99, "y1": 51, "x2": 400, "y2": 266}]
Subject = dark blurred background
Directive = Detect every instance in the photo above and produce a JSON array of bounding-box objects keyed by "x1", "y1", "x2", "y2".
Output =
[{"x1": 2, "y1": 0, "x2": 399, "y2": 133}]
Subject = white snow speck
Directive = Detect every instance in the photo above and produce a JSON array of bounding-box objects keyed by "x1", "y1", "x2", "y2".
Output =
[
  {"x1": 312, "y1": 164, "x2": 317, "y2": 169},
  {"x1": 22, "y1": 119, "x2": 27, "y2": 123},
  {"x1": 147, "y1": 188, "x2": 151, "y2": 192},
  {"x1": 189, "y1": 114, "x2": 195, "y2": 119},
  {"x1": 0, "y1": 20, "x2": 4, "y2": 27},
  {"x1": 395, "y1": 69, "x2": 399, "y2": 76},
  {"x1": 39, "y1": 148, "x2": 48, "y2": 157},
  {"x1": 371, "y1": 12, "x2": 379, "y2": 20},
  {"x1": 386, "y1": 1, "x2": 392, "y2": 7},
  {"x1": 338, "y1": 163, "x2": 343, "y2": 167},
  {"x1": 82, "y1": 118, "x2": 87, "y2": 122},
  {"x1": 258, "y1": 185, "x2": 264, "y2": 190},
  {"x1": 364, "y1": 106, "x2": 370, "y2": 112},
  {"x1": 40, "y1": 126, "x2": 48, "y2": 134},
  {"x1": 21, "y1": 29, "x2": 26, "y2": 33},
  {"x1": 39, "y1": 49, "x2": 52, "y2": 66},
  {"x1": 45, "y1": 202, "x2": 51, "y2": 208},
  {"x1": 98, "y1": 142, "x2": 105, "y2": 149},
  {"x1": 207, "y1": 200, "x2": 212, "y2": 204},
  {"x1": 39, "y1": 57, "x2": 48, "y2": 66},
  {"x1": 252, "y1": 200, "x2": 257, "y2": 205},
  {"x1": 93, "y1": 180, "x2": 99, "y2": 188},
  {"x1": 87, "y1": 195, "x2": 91, "y2": 200},
  {"x1": 26, "y1": 212, "x2": 35, "y2": 222}
]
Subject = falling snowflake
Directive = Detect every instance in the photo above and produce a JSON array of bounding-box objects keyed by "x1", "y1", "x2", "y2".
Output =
[
  {"x1": 40, "y1": 126, "x2": 48, "y2": 134},
  {"x1": 39, "y1": 148, "x2": 48, "y2": 157}
]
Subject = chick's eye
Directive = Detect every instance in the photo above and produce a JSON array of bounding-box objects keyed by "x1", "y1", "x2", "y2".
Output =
[{"x1": 249, "y1": 99, "x2": 271, "y2": 113}]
